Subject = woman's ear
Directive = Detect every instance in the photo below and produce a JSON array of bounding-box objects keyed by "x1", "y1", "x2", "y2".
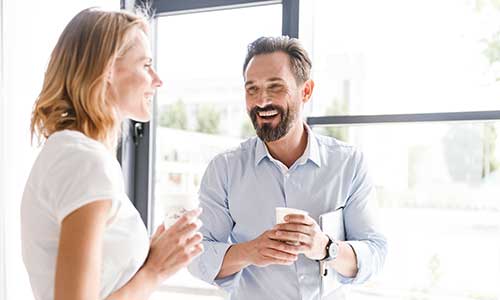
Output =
[
  {"x1": 106, "y1": 69, "x2": 113, "y2": 83},
  {"x1": 105, "y1": 59, "x2": 116, "y2": 84}
]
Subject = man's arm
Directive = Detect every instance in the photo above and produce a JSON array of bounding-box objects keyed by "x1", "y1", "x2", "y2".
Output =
[
  {"x1": 215, "y1": 231, "x2": 302, "y2": 279},
  {"x1": 336, "y1": 150, "x2": 388, "y2": 283}
]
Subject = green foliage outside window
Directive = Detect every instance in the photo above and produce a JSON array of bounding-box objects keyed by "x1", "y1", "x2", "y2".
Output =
[
  {"x1": 196, "y1": 104, "x2": 221, "y2": 135},
  {"x1": 158, "y1": 99, "x2": 187, "y2": 130}
]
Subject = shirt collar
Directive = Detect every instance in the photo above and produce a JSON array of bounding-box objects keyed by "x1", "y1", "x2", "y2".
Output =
[{"x1": 254, "y1": 124, "x2": 322, "y2": 168}]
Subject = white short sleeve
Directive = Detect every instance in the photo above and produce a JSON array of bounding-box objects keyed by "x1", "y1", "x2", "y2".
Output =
[{"x1": 48, "y1": 143, "x2": 123, "y2": 224}]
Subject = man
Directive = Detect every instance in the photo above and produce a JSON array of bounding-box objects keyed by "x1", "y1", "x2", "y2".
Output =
[{"x1": 188, "y1": 36, "x2": 387, "y2": 300}]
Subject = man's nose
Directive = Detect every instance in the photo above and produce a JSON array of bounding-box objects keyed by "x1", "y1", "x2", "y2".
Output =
[{"x1": 254, "y1": 90, "x2": 272, "y2": 108}]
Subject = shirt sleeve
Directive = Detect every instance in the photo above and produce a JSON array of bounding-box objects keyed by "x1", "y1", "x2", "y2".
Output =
[
  {"x1": 335, "y1": 149, "x2": 388, "y2": 284},
  {"x1": 49, "y1": 147, "x2": 122, "y2": 225},
  {"x1": 187, "y1": 155, "x2": 242, "y2": 292}
]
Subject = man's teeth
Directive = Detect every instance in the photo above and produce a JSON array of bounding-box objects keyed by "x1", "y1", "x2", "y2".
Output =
[{"x1": 258, "y1": 110, "x2": 278, "y2": 117}]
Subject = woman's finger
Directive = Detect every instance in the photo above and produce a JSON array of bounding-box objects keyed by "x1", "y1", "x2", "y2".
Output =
[
  {"x1": 151, "y1": 224, "x2": 165, "y2": 242},
  {"x1": 171, "y1": 208, "x2": 202, "y2": 230},
  {"x1": 178, "y1": 218, "x2": 202, "y2": 236},
  {"x1": 184, "y1": 232, "x2": 203, "y2": 248},
  {"x1": 190, "y1": 243, "x2": 204, "y2": 258}
]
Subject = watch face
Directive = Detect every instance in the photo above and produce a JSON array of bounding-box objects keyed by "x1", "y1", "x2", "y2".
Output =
[{"x1": 328, "y1": 241, "x2": 339, "y2": 261}]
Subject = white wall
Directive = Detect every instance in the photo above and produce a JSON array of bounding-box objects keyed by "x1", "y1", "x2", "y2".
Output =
[
  {"x1": 0, "y1": 0, "x2": 7, "y2": 298},
  {"x1": 1, "y1": 2, "x2": 119, "y2": 299}
]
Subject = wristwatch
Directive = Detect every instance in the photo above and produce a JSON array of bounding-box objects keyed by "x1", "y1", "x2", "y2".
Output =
[{"x1": 319, "y1": 235, "x2": 338, "y2": 262}]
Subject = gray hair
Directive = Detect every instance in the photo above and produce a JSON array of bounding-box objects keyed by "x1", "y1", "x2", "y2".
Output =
[{"x1": 243, "y1": 36, "x2": 312, "y2": 84}]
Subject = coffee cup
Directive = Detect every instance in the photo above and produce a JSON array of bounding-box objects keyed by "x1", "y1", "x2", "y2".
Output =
[
  {"x1": 275, "y1": 207, "x2": 309, "y2": 224},
  {"x1": 275, "y1": 207, "x2": 309, "y2": 245}
]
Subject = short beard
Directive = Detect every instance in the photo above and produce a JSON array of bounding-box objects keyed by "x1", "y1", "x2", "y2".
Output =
[{"x1": 249, "y1": 104, "x2": 295, "y2": 142}]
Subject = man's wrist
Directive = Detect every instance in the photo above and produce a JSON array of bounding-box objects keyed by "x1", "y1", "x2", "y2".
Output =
[
  {"x1": 233, "y1": 242, "x2": 253, "y2": 268},
  {"x1": 318, "y1": 234, "x2": 331, "y2": 261},
  {"x1": 317, "y1": 235, "x2": 338, "y2": 262},
  {"x1": 216, "y1": 242, "x2": 251, "y2": 280}
]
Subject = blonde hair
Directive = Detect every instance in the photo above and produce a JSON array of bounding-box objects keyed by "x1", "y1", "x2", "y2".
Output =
[{"x1": 31, "y1": 7, "x2": 149, "y2": 149}]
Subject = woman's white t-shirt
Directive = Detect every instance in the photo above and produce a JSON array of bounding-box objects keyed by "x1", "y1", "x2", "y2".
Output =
[{"x1": 21, "y1": 130, "x2": 150, "y2": 300}]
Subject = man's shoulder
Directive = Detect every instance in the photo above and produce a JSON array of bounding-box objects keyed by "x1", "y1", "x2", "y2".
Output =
[{"x1": 313, "y1": 132, "x2": 359, "y2": 156}]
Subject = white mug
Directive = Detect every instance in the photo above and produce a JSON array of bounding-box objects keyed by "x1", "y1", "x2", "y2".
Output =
[
  {"x1": 275, "y1": 207, "x2": 309, "y2": 245},
  {"x1": 275, "y1": 207, "x2": 309, "y2": 224}
]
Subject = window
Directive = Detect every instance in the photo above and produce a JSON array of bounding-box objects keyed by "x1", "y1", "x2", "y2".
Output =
[
  {"x1": 311, "y1": 122, "x2": 500, "y2": 299},
  {"x1": 300, "y1": 0, "x2": 500, "y2": 116},
  {"x1": 300, "y1": 1, "x2": 500, "y2": 299},
  {"x1": 148, "y1": 1, "x2": 286, "y2": 298},
  {"x1": 134, "y1": 0, "x2": 500, "y2": 299}
]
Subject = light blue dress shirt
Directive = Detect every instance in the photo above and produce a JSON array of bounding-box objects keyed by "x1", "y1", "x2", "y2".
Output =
[{"x1": 188, "y1": 126, "x2": 387, "y2": 300}]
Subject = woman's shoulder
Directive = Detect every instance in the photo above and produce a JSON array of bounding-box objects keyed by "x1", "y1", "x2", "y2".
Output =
[
  {"x1": 40, "y1": 130, "x2": 116, "y2": 173},
  {"x1": 45, "y1": 130, "x2": 109, "y2": 157}
]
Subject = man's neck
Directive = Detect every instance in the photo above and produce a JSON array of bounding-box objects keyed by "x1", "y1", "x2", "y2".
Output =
[{"x1": 265, "y1": 122, "x2": 308, "y2": 168}]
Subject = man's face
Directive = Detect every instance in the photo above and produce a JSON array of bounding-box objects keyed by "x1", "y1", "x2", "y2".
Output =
[{"x1": 244, "y1": 52, "x2": 303, "y2": 142}]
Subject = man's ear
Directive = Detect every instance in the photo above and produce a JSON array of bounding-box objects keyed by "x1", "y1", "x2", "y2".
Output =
[{"x1": 301, "y1": 79, "x2": 315, "y2": 104}]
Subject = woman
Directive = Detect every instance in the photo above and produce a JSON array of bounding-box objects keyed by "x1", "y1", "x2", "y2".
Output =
[{"x1": 21, "y1": 7, "x2": 203, "y2": 300}]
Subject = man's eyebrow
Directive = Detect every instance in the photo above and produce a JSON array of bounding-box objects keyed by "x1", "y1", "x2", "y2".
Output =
[{"x1": 245, "y1": 81, "x2": 255, "y2": 87}]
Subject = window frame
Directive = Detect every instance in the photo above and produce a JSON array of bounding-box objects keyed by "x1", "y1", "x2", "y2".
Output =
[
  {"x1": 123, "y1": 0, "x2": 299, "y2": 229},
  {"x1": 307, "y1": 110, "x2": 500, "y2": 126},
  {"x1": 118, "y1": 0, "x2": 297, "y2": 297},
  {"x1": 0, "y1": 0, "x2": 7, "y2": 298}
]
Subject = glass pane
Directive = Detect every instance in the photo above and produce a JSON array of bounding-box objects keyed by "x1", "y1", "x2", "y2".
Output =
[
  {"x1": 312, "y1": 121, "x2": 500, "y2": 300},
  {"x1": 300, "y1": 0, "x2": 500, "y2": 116},
  {"x1": 153, "y1": 4, "x2": 282, "y2": 296}
]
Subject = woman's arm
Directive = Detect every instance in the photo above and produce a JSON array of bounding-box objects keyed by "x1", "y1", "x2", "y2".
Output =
[
  {"x1": 54, "y1": 200, "x2": 203, "y2": 300},
  {"x1": 107, "y1": 210, "x2": 203, "y2": 299},
  {"x1": 54, "y1": 199, "x2": 112, "y2": 300}
]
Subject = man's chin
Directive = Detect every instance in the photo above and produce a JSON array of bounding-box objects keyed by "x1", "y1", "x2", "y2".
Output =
[
  {"x1": 257, "y1": 119, "x2": 280, "y2": 130},
  {"x1": 256, "y1": 127, "x2": 285, "y2": 142},
  {"x1": 256, "y1": 123, "x2": 277, "y2": 132}
]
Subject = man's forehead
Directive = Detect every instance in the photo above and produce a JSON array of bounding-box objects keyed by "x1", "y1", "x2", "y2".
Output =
[{"x1": 245, "y1": 52, "x2": 293, "y2": 81}]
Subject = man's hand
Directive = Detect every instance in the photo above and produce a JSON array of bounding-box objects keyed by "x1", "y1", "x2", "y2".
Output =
[
  {"x1": 244, "y1": 229, "x2": 307, "y2": 267},
  {"x1": 216, "y1": 220, "x2": 328, "y2": 279},
  {"x1": 216, "y1": 228, "x2": 307, "y2": 279},
  {"x1": 270, "y1": 214, "x2": 329, "y2": 260}
]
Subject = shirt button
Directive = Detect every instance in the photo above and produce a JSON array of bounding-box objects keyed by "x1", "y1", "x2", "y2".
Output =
[
  {"x1": 299, "y1": 275, "x2": 304, "y2": 281},
  {"x1": 284, "y1": 173, "x2": 290, "y2": 178}
]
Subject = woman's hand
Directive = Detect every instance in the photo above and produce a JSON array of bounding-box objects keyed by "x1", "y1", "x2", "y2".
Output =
[{"x1": 141, "y1": 208, "x2": 204, "y2": 283}]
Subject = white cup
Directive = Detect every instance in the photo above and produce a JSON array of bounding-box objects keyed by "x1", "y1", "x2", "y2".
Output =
[
  {"x1": 275, "y1": 207, "x2": 309, "y2": 224},
  {"x1": 275, "y1": 207, "x2": 309, "y2": 245},
  {"x1": 163, "y1": 193, "x2": 200, "y2": 228}
]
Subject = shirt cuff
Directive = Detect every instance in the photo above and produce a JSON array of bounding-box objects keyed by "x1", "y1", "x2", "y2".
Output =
[
  {"x1": 213, "y1": 267, "x2": 243, "y2": 291},
  {"x1": 188, "y1": 241, "x2": 242, "y2": 291},
  {"x1": 337, "y1": 240, "x2": 373, "y2": 284}
]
